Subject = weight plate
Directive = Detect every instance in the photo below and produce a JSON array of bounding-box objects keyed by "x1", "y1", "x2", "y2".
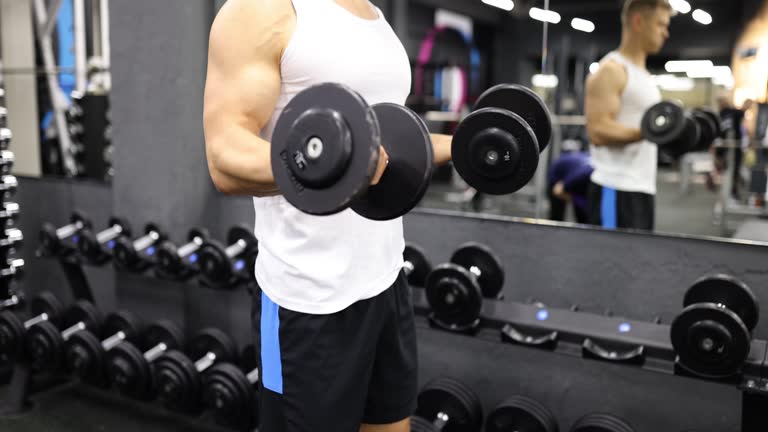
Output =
[
  {"x1": 25, "y1": 321, "x2": 64, "y2": 370},
  {"x1": 113, "y1": 236, "x2": 139, "y2": 269},
  {"x1": 675, "y1": 114, "x2": 700, "y2": 156},
  {"x1": 410, "y1": 416, "x2": 439, "y2": 432},
  {"x1": 450, "y1": 242, "x2": 504, "y2": 299},
  {"x1": 351, "y1": 103, "x2": 434, "y2": 220},
  {"x1": 30, "y1": 292, "x2": 64, "y2": 325},
  {"x1": 155, "y1": 350, "x2": 202, "y2": 413},
  {"x1": 416, "y1": 376, "x2": 482, "y2": 432},
  {"x1": 64, "y1": 330, "x2": 104, "y2": 382},
  {"x1": 144, "y1": 223, "x2": 164, "y2": 239},
  {"x1": 641, "y1": 101, "x2": 686, "y2": 146},
  {"x1": 145, "y1": 320, "x2": 184, "y2": 350},
  {"x1": 227, "y1": 225, "x2": 257, "y2": 250},
  {"x1": 107, "y1": 342, "x2": 153, "y2": 400},
  {"x1": 66, "y1": 300, "x2": 103, "y2": 331},
  {"x1": 104, "y1": 310, "x2": 143, "y2": 339},
  {"x1": 684, "y1": 274, "x2": 759, "y2": 332},
  {"x1": 198, "y1": 240, "x2": 232, "y2": 282},
  {"x1": 403, "y1": 243, "x2": 432, "y2": 287},
  {"x1": 188, "y1": 328, "x2": 236, "y2": 363},
  {"x1": 670, "y1": 303, "x2": 751, "y2": 378},
  {"x1": 70, "y1": 210, "x2": 92, "y2": 230},
  {"x1": 692, "y1": 110, "x2": 717, "y2": 152},
  {"x1": 453, "y1": 108, "x2": 540, "y2": 195},
  {"x1": 475, "y1": 84, "x2": 552, "y2": 151},
  {"x1": 272, "y1": 83, "x2": 379, "y2": 216},
  {"x1": 108, "y1": 217, "x2": 132, "y2": 238},
  {"x1": 156, "y1": 240, "x2": 183, "y2": 275},
  {"x1": 0, "y1": 311, "x2": 24, "y2": 355},
  {"x1": 425, "y1": 264, "x2": 483, "y2": 329},
  {"x1": 695, "y1": 107, "x2": 722, "y2": 138},
  {"x1": 486, "y1": 395, "x2": 559, "y2": 432},
  {"x1": 77, "y1": 228, "x2": 103, "y2": 261},
  {"x1": 202, "y1": 363, "x2": 254, "y2": 426},
  {"x1": 569, "y1": 413, "x2": 635, "y2": 432}
]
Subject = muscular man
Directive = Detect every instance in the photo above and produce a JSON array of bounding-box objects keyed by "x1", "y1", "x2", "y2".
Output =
[
  {"x1": 585, "y1": 0, "x2": 673, "y2": 230},
  {"x1": 203, "y1": 1, "x2": 453, "y2": 431}
]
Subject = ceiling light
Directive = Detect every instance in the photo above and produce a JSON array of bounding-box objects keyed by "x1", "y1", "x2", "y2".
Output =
[
  {"x1": 589, "y1": 62, "x2": 600, "y2": 74},
  {"x1": 481, "y1": 0, "x2": 514, "y2": 11},
  {"x1": 571, "y1": 18, "x2": 595, "y2": 33},
  {"x1": 665, "y1": 60, "x2": 713, "y2": 73},
  {"x1": 692, "y1": 9, "x2": 712, "y2": 25},
  {"x1": 529, "y1": 7, "x2": 561, "y2": 24},
  {"x1": 532, "y1": 74, "x2": 559, "y2": 88},
  {"x1": 669, "y1": 0, "x2": 691, "y2": 14},
  {"x1": 654, "y1": 74, "x2": 695, "y2": 92}
]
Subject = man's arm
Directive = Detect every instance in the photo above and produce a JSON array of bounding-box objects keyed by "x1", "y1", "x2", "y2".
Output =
[
  {"x1": 203, "y1": 0, "x2": 293, "y2": 197},
  {"x1": 584, "y1": 61, "x2": 644, "y2": 147}
]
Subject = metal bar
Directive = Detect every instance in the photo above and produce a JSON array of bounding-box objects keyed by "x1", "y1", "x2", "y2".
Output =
[
  {"x1": 100, "y1": 0, "x2": 111, "y2": 90},
  {"x1": 91, "y1": 0, "x2": 102, "y2": 58},
  {"x1": 73, "y1": 0, "x2": 87, "y2": 94},
  {"x1": 42, "y1": 0, "x2": 64, "y2": 38}
]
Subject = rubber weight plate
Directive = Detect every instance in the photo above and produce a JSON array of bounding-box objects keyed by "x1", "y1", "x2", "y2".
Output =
[
  {"x1": 202, "y1": 363, "x2": 253, "y2": 425},
  {"x1": 107, "y1": 342, "x2": 154, "y2": 399},
  {"x1": 0, "y1": 312, "x2": 24, "y2": 355},
  {"x1": 145, "y1": 320, "x2": 184, "y2": 350},
  {"x1": 198, "y1": 240, "x2": 231, "y2": 282},
  {"x1": 188, "y1": 328, "x2": 237, "y2": 362},
  {"x1": 450, "y1": 242, "x2": 504, "y2": 299},
  {"x1": 30, "y1": 291, "x2": 64, "y2": 325},
  {"x1": 416, "y1": 376, "x2": 482, "y2": 432},
  {"x1": 104, "y1": 310, "x2": 144, "y2": 339},
  {"x1": 696, "y1": 107, "x2": 722, "y2": 138},
  {"x1": 25, "y1": 321, "x2": 64, "y2": 370},
  {"x1": 351, "y1": 103, "x2": 434, "y2": 220},
  {"x1": 569, "y1": 413, "x2": 635, "y2": 432},
  {"x1": 692, "y1": 110, "x2": 717, "y2": 152},
  {"x1": 670, "y1": 303, "x2": 750, "y2": 378},
  {"x1": 227, "y1": 225, "x2": 257, "y2": 250},
  {"x1": 156, "y1": 240, "x2": 184, "y2": 275},
  {"x1": 475, "y1": 84, "x2": 553, "y2": 151},
  {"x1": 65, "y1": 330, "x2": 104, "y2": 382},
  {"x1": 425, "y1": 264, "x2": 483, "y2": 330},
  {"x1": 403, "y1": 243, "x2": 432, "y2": 287},
  {"x1": 486, "y1": 395, "x2": 559, "y2": 432},
  {"x1": 641, "y1": 101, "x2": 686, "y2": 146},
  {"x1": 411, "y1": 416, "x2": 439, "y2": 432},
  {"x1": 452, "y1": 108, "x2": 539, "y2": 195},
  {"x1": 155, "y1": 350, "x2": 202, "y2": 413},
  {"x1": 674, "y1": 114, "x2": 701, "y2": 156},
  {"x1": 272, "y1": 83, "x2": 379, "y2": 216},
  {"x1": 684, "y1": 274, "x2": 759, "y2": 331}
]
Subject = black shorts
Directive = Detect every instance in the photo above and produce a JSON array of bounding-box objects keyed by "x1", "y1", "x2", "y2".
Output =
[
  {"x1": 587, "y1": 181, "x2": 655, "y2": 230},
  {"x1": 251, "y1": 271, "x2": 418, "y2": 432}
]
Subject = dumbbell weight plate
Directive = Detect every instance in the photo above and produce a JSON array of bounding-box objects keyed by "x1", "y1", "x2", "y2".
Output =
[
  {"x1": 155, "y1": 350, "x2": 202, "y2": 412},
  {"x1": 673, "y1": 114, "x2": 701, "y2": 156},
  {"x1": 403, "y1": 243, "x2": 432, "y2": 287},
  {"x1": 696, "y1": 107, "x2": 722, "y2": 138},
  {"x1": 271, "y1": 83, "x2": 379, "y2": 216},
  {"x1": 569, "y1": 413, "x2": 635, "y2": 432},
  {"x1": 410, "y1": 416, "x2": 439, "y2": 432},
  {"x1": 30, "y1": 292, "x2": 64, "y2": 326},
  {"x1": 416, "y1": 377, "x2": 483, "y2": 432},
  {"x1": 350, "y1": 103, "x2": 434, "y2": 221},
  {"x1": 65, "y1": 330, "x2": 105, "y2": 382},
  {"x1": 198, "y1": 240, "x2": 232, "y2": 282},
  {"x1": 641, "y1": 101, "x2": 686, "y2": 146},
  {"x1": 683, "y1": 274, "x2": 759, "y2": 332},
  {"x1": 202, "y1": 363, "x2": 254, "y2": 426},
  {"x1": 475, "y1": 84, "x2": 553, "y2": 151},
  {"x1": 486, "y1": 395, "x2": 559, "y2": 432},
  {"x1": 107, "y1": 342, "x2": 153, "y2": 399},
  {"x1": 450, "y1": 242, "x2": 504, "y2": 299},
  {"x1": 692, "y1": 110, "x2": 717, "y2": 152},
  {"x1": 425, "y1": 264, "x2": 483, "y2": 330},
  {"x1": 188, "y1": 328, "x2": 237, "y2": 362},
  {"x1": 227, "y1": 225, "x2": 257, "y2": 250},
  {"x1": 0, "y1": 312, "x2": 24, "y2": 356}
]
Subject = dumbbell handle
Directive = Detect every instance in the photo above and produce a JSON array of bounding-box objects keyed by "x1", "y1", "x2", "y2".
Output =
[
  {"x1": 246, "y1": 368, "x2": 259, "y2": 385},
  {"x1": 62, "y1": 321, "x2": 87, "y2": 340},
  {"x1": 24, "y1": 313, "x2": 49, "y2": 329},
  {"x1": 133, "y1": 230, "x2": 160, "y2": 251},
  {"x1": 0, "y1": 294, "x2": 20, "y2": 309},
  {"x1": 225, "y1": 239, "x2": 247, "y2": 259},
  {"x1": 96, "y1": 224, "x2": 126, "y2": 244},
  {"x1": 468, "y1": 266, "x2": 482, "y2": 278},
  {"x1": 194, "y1": 351, "x2": 217, "y2": 372},
  {"x1": 433, "y1": 412, "x2": 450, "y2": 429},
  {"x1": 144, "y1": 342, "x2": 168, "y2": 362},
  {"x1": 177, "y1": 236, "x2": 205, "y2": 258},
  {"x1": 101, "y1": 331, "x2": 126, "y2": 351},
  {"x1": 57, "y1": 220, "x2": 86, "y2": 240},
  {"x1": 403, "y1": 261, "x2": 414, "y2": 276}
]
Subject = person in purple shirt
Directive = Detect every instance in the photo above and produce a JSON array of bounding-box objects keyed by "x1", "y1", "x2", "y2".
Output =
[{"x1": 549, "y1": 151, "x2": 594, "y2": 224}]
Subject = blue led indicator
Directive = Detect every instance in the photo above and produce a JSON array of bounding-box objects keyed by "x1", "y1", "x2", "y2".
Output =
[
  {"x1": 235, "y1": 260, "x2": 245, "y2": 271},
  {"x1": 536, "y1": 309, "x2": 549, "y2": 321},
  {"x1": 108, "y1": 240, "x2": 116, "y2": 249},
  {"x1": 618, "y1": 323, "x2": 631, "y2": 333},
  {"x1": 146, "y1": 246, "x2": 156, "y2": 256},
  {"x1": 72, "y1": 235, "x2": 80, "y2": 244},
  {"x1": 189, "y1": 253, "x2": 198, "y2": 264}
]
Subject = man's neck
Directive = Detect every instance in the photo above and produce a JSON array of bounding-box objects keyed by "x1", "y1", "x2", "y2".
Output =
[{"x1": 617, "y1": 36, "x2": 647, "y2": 69}]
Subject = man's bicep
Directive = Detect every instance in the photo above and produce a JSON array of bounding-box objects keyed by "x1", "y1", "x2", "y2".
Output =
[{"x1": 585, "y1": 68, "x2": 622, "y2": 122}]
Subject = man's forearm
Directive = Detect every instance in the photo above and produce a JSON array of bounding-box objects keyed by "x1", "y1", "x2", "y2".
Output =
[
  {"x1": 588, "y1": 120, "x2": 643, "y2": 147},
  {"x1": 206, "y1": 127, "x2": 279, "y2": 197},
  {"x1": 430, "y1": 134, "x2": 452, "y2": 165}
]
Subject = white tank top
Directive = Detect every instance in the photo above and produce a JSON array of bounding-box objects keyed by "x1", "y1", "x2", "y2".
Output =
[
  {"x1": 253, "y1": 0, "x2": 412, "y2": 314},
  {"x1": 590, "y1": 51, "x2": 662, "y2": 195}
]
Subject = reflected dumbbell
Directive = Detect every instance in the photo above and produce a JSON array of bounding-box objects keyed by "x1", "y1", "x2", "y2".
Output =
[
  {"x1": 0, "y1": 150, "x2": 13, "y2": 174},
  {"x1": 24, "y1": 300, "x2": 103, "y2": 371},
  {"x1": 106, "y1": 320, "x2": 184, "y2": 400},
  {"x1": 424, "y1": 242, "x2": 505, "y2": 332},
  {"x1": 202, "y1": 344, "x2": 260, "y2": 431},
  {"x1": 156, "y1": 227, "x2": 209, "y2": 281},
  {"x1": 403, "y1": 243, "x2": 433, "y2": 287},
  {"x1": 0, "y1": 127, "x2": 10, "y2": 149},
  {"x1": 0, "y1": 202, "x2": 20, "y2": 228},
  {"x1": 0, "y1": 175, "x2": 17, "y2": 201},
  {"x1": 0, "y1": 227, "x2": 22, "y2": 258},
  {"x1": 64, "y1": 310, "x2": 144, "y2": 385},
  {"x1": 113, "y1": 223, "x2": 166, "y2": 272},
  {"x1": 198, "y1": 226, "x2": 258, "y2": 289},
  {"x1": 78, "y1": 217, "x2": 131, "y2": 265},
  {"x1": 155, "y1": 328, "x2": 237, "y2": 413},
  {"x1": 569, "y1": 413, "x2": 635, "y2": 432},
  {"x1": 412, "y1": 376, "x2": 483, "y2": 432},
  {"x1": 39, "y1": 211, "x2": 91, "y2": 257},
  {"x1": 0, "y1": 291, "x2": 22, "y2": 311},
  {"x1": 0, "y1": 292, "x2": 63, "y2": 358},
  {"x1": 0, "y1": 258, "x2": 24, "y2": 290},
  {"x1": 485, "y1": 395, "x2": 559, "y2": 432}
]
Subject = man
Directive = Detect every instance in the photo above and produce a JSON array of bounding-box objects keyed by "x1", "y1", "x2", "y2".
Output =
[
  {"x1": 203, "y1": 1, "x2": 453, "y2": 431},
  {"x1": 584, "y1": 0, "x2": 673, "y2": 230},
  {"x1": 549, "y1": 151, "x2": 593, "y2": 224}
]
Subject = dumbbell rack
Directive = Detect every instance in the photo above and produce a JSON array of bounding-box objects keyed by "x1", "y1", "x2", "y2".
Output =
[
  {"x1": 410, "y1": 287, "x2": 768, "y2": 432},
  {"x1": 0, "y1": 80, "x2": 23, "y2": 310}
]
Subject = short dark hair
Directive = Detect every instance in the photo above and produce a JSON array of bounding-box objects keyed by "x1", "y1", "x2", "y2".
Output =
[{"x1": 621, "y1": 0, "x2": 675, "y2": 24}]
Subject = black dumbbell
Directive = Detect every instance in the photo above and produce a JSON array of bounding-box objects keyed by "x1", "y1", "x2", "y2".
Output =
[
  {"x1": 0, "y1": 128, "x2": 11, "y2": 150},
  {"x1": 0, "y1": 258, "x2": 24, "y2": 293},
  {"x1": 413, "y1": 376, "x2": 483, "y2": 432},
  {"x1": 569, "y1": 413, "x2": 635, "y2": 432},
  {"x1": 154, "y1": 328, "x2": 237, "y2": 413},
  {"x1": 0, "y1": 227, "x2": 22, "y2": 257},
  {"x1": 0, "y1": 291, "x2": 22, "y2": 311},
  {"x1": 0, "y1": 292, "x2": 63, "y2": 358},
  {"x1": 485, "y1": 395, "x2": 559, "y2": 432},
  {"x1": 0, "y1": 175, "x2": 17, "y2": 200},
  {"x1": 670, "y1": 274, "x2": 759, "y2": 378},
  {"x1": 452, "y1": 84, "x2": 552, "y2": 195},
  {"x1": 641, "y1": 101, "x2": 703, "y2": 157},
  {"x1": 0, "y1": 202, "x2": 19, "y2": 228},
  {"x1": 202, "y1": 344, "x2": 260, "y2": 431},
  {"x1": 39, "y1": 211, "x2": 91, "y2": 257},
  {"x1": 271, "y1": 83, "x2": 434, "y2": 220},
  {"x1": 691, "y1": 108, "x2": 720, "y2": 152},
  {"x1": 24, "y1": 300, "x2": 103, "y2": 371},
  {"x1": 424, "y1": 242, "x2": 505, "y2": 332},
  {"x1": 198, "y1": 225, "x2": 258, "y2": 288},
  {"x1": 106, "y1": 320, "x2": 184, "y2": 400},
  {"x1": 112, "y1": 223, "x2": 166, "y2": 272},
  {"x1": 77, "y1": 217, "x2": 132, "y2": 265},
  {"x1": 156, "y1": 227, "x2": 209, "y2": 280},
  {"x1": 64, "y1": 310, "x2": 144, "y2": 384},
  {"x1": 0, "y1": 150, "x2": 12, "y2": 174},
  {"x1": 403, "y1": 243, "x2": 433, "y2": 287}
]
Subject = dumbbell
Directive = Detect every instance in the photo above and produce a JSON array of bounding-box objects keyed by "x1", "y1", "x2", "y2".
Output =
[
  {"x1": 64, "y1": 310, "x2": 144, "y2": 384},
  {"x1": 0, "y1": 291, "x2": 22, "y2": 311},
  {"x1": 485, "y1": 395, "x2": 559, "y2": 432},
  {"x1": 38, "y1": 211, "x2": 91, "y2": 257},
  {"x1": 412, "y1": 376, "x2": 483, "y2": 432},
  {"x1": 24, "y1": 300, "x2": 103, "y2": 371},
  {"x1": 202, "y1": 344, "x2": 260, "y2": 431},
  {"x1": 154, "y1": 328, "x2": 237, "y2": 413},
  {"x1": 641, "y1": 101, "x2": 704, "y2": 156},
  {"x1": 0, "y1": 128, "x2": 11, "y2": 149},
  {"x1": 424, "y1": 242, "x2": 505, "y2": 331},
  {"x1": 0, "y1": 227, "x2": 22, "y2": 257},
  {"x1": 0, "y1": 150, "x2": 13, "y2": 174},
  {"x1": 0, "y1": 292, "x2": 63, "y2": 358},
  {"x1": 0, "y1": 202, "x2": 20, "y2": 228},
  {"x1": 112, "y1": 223, "x2": 166, "y2": 272},
  {"x1": 106, "y1": 320, "x2": 184, "y2": 400},
  {"x1": 155, "y1": 227, "x2": 209, "y2": 280},
  {"x1": 670, "y1": 274, "x2": 759, "y2": 378},
  {"x1": 0, "y1": 259, "x2": 24, "y2": 292},
  {"x1": 403, "y1": 243, "x2": 433, "y2": 287},
  {"x1": 197, "y1": 225, "x2": 258, "y2": 287},
  {"x1": 691, "y1": 108, "x2": 721, "y2": 152},
  {"x1": 569, "y1": 413, "x2": 635, "y2": 432},
  {"x1": 0, "y1": 175, "x2": 17, "y2": 200},
  {"x1": 452, "y1": 84, "x2": 552, "y2": 195},
  {"x1": 271, "y1": 82, "x2": 434, "y2": 220},
  {"x1": 77, "y1": 217, "x2": 132, "y2": 265}
]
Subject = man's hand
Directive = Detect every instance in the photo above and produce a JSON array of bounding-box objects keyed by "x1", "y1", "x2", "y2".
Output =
[
  {"x1": 370, "y1": 146, "x2": 389, "y2": 186},
  {"x1": 553, "y1": 181, "x2": 571, "y2": 201}
]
